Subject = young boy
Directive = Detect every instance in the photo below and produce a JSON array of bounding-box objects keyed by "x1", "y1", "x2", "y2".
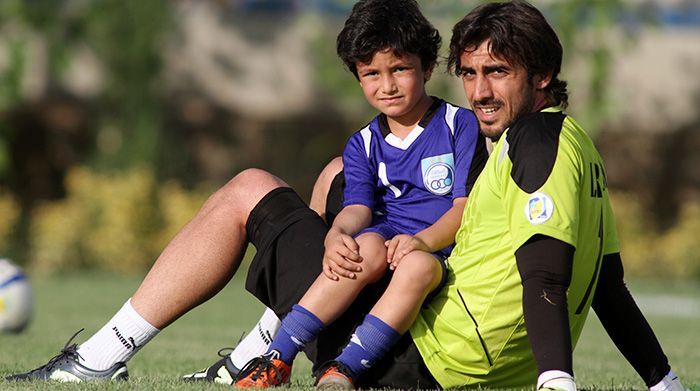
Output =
[{"x1": 234, "y1": 0, "x2": 486, "y2": 388}]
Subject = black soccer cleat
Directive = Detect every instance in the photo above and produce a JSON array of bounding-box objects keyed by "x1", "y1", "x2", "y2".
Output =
[
  {"x1": 5, "y1": 329, "x2": 128, "y2": 382},
  {"x1": 182, "y1": 347, "x2": 240, "y2": 384}
]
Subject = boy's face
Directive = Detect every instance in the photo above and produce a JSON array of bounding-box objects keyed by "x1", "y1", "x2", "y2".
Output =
[
  {"x1": 356, "y1": 49, "x2": 432, "y2": 125},
  {"x1": 458, "y1": 39, "x2": 550, "y2": 139}
]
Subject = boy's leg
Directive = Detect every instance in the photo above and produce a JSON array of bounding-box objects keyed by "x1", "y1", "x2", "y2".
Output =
[
  {"x1": 298, "y1": 233, "x2": 388, "y2": 322},
  {"x1": 235, "y1": 233, "x2": 389, "y2": 388},
  {"x1": 6, "y1": 169, "x2": 289, "y2": 382},
  {"x1": 318, "y1": 251, "x2": 444, "y2": 387},
  {"x1": 183, "y1": 157, "x2": 345, "y2": 384}
]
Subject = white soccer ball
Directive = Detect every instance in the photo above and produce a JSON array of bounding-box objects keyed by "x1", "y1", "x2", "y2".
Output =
[{"x1": 0, "y1": 258, "x2": 33, "y2": 333}]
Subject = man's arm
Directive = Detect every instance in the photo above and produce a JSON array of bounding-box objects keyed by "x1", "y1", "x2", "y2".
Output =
[
  {"x1": 515, "y1": 235, "x2": 575, "y2": 387},
  {"x1": 592, "y1": 252, "x2": 670, "y2": 387}
]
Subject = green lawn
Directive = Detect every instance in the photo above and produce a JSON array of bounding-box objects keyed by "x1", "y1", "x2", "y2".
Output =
[{"x1": 1, "y1": 269, "x2": 698, "y2": 390}]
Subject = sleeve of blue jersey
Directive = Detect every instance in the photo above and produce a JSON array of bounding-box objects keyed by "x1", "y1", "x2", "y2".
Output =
[
  {"x1": 341, "y1": 133, "x2": 376, "y2": 210},
  {"x1": 451, "y1": 108, "x2": 480, "y2": 199}
]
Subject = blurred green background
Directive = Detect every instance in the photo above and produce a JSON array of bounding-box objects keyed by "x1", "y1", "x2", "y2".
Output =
[{"x1": 0, "y1": 0, "x2": 698, "y2": 278}]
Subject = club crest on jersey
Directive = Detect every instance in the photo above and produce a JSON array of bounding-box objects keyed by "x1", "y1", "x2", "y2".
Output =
[
  {"x1": 421, "y1": 153, "x2": 455, "y2": 195},
  {"x1": 525, "y1": 192, "x2": 554, "y2": 225}
]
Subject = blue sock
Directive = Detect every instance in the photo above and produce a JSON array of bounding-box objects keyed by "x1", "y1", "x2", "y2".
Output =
[
  {"x1": 335, "y1": 314, "x2": 401, "y2": 379},
  {"x1": 267, "y1": 304, "x2": 324, "y2": 364}
]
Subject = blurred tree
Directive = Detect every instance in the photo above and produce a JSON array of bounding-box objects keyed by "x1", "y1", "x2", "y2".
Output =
[
  {"x1": 0, "y1": 0, "x2": 171, "y2": 263},
  {"x1": 82, "y1": 0, "x2": 170, "y2": 170}
]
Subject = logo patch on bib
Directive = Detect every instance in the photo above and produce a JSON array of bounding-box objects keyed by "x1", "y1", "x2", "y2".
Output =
[
  {"x1": 525, "y1": 192, "x2": 554, "y2": 225},
  {"x1": 421, "y1": 153, "x2": 455, "y2": 195}
]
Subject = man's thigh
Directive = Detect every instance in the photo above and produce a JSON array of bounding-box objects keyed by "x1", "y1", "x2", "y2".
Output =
[{"x1": 244, "y1": 187, "x2": 327, "y2": 315}]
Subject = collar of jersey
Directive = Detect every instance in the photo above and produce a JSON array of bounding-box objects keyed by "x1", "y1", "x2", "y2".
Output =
[
  {"x1": 497, "y1": 105, "x2": 564, "y2": 144},
  {"x1": 378, "y1": 97, "x2": 443, "y2": 150}
]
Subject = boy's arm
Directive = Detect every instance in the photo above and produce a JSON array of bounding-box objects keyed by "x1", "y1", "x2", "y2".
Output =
[
  {"x1": 386, "y1": 196, "x2": 467, "y2": 267},
  {"x1": 323, "y1": 204, "x2": 372, "y2": 280},
  {"x1": 414, "y1": 196, "x2": 467, "y2": 250}
]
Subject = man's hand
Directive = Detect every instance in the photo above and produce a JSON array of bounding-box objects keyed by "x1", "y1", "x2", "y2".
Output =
[
  {"x1": 385, "y1": 234, "x2": 430, "y2": 270},
  {"x1": 323, "y1": 228, "x2": 363, "y2": 281}
]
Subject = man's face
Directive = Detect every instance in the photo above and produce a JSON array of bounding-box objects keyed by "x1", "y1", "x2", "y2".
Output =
[
  {"x1": 459, "y1": 40, "x2": 543, "y2": 139},
  {"x1": 356, "y1": 49, "x2": 432, "y2": 126}
]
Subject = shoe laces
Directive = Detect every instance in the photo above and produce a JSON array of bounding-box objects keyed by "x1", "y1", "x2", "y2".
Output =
[
  {"x1": 29, "y1": 329, "x2": 85, "y2": 374},
  {"x1": 215, "y1": 332, "x2": 245, "y2": 358},
  {"x1": 237, "y1": 354, "x2": 285, "y2": 384}
]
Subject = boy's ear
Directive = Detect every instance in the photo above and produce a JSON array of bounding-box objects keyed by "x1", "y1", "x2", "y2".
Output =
[
  {"x1": 533, "y1": 72, "x2": 553, "y2": 90},
  {"x1": 424, "y1": 63, "x2": 435, "y2": 82}
]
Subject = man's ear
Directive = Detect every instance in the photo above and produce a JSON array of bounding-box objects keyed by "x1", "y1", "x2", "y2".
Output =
[{"x1": 533, "y1": 72, "x2": 553, "y2": 90}]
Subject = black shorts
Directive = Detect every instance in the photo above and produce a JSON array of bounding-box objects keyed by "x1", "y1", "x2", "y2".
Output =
[
  {"x1": 245, "y1": 187, "x2": 327, "y2": 316},
  {"x1": 244, "y1": 186, "x2": 439, "y2": 389}
]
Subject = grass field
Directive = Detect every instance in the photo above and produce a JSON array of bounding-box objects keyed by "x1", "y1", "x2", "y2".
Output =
[{"x1": 1, "y1": 268, "x2": 698, "y2": 390}]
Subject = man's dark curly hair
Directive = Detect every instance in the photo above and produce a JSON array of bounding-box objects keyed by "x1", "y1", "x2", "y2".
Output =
[
  {"x1": 448, "y1": 1, "x2": 569, "y2": 109},
  {"x1": 336, "y1": 0, "x2": 441, "y2": 79}
]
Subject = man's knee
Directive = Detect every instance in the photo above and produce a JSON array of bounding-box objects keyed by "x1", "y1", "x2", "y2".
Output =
[
  {"x1": 310, "y1": 157, "x2": 344, "y2": 218},
  {"x1": 322, "y1": 156, "x2": 343, "y2": 175},
  {"x1": 208, "y1": 169, "x2": 289, "y2": 221}
]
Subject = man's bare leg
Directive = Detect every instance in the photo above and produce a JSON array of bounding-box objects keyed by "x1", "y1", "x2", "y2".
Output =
[
  {"x1": 309, "y1": 157, "x2": 343, "y2": 222},
  {"x1": 4, "y1": 168, "x2": 294, "y2": 382},
  {"x1": 76, "y1": 169, "x2": 289, "y2": 371}
]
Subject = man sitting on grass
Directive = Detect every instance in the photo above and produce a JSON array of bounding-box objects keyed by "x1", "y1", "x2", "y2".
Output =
[{"x1": 6, "y1": 1, "x2": 689, "y2": 390}]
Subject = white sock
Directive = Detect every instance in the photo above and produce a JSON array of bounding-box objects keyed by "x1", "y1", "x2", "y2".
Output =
[
  {"x1": 77, "y1": 298, "x2": 160, "y2": 370},
  {"x1": 650, "y1": 371, "x2": 688, "y2": 391},
  {"x1": 229, "y1": 307, "x2": 281, "y2": 369},
  {"x1": 537, "y1": 370, "x2": 577, "y2": 391}
]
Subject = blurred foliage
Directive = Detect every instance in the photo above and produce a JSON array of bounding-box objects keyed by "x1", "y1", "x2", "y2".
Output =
[
  {"x1": 547, "y1": 0, "x2": 651, "y2": 136},
  {"x1": 612, "y1": 192, "x2": 700, "y2": 280},
  {"x1": 83, "y1": 0, "x2": 169, "y2": 169},
  {"x1": 28, "y1": 167, "x2": 209, "y2": 274},
  {"x1": 0, "y1": 0, "x2": 170, "y2": 175}
]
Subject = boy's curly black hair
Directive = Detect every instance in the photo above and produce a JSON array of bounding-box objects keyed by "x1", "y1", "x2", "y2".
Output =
[{"x1": 336, "y1": 0, "x2": 441, "y2": 79}]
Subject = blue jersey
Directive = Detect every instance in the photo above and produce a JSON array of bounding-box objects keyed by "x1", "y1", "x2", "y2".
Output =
[{"x1": 342, "y1": 98, "x2": 486, "y2": 253}]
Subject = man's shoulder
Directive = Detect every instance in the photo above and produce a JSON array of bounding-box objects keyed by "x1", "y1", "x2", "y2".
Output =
[{"x1": 505, "y1": 111, "x2": 567, "y2": 193}]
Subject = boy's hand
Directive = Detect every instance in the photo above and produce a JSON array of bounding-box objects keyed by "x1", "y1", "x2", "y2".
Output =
[
  {"x1": 323, "y1": 229, "x2": 363, "y2": 281},
  {"x1": 385, "y1": 234, "x2": 430, "y2": 270}
]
